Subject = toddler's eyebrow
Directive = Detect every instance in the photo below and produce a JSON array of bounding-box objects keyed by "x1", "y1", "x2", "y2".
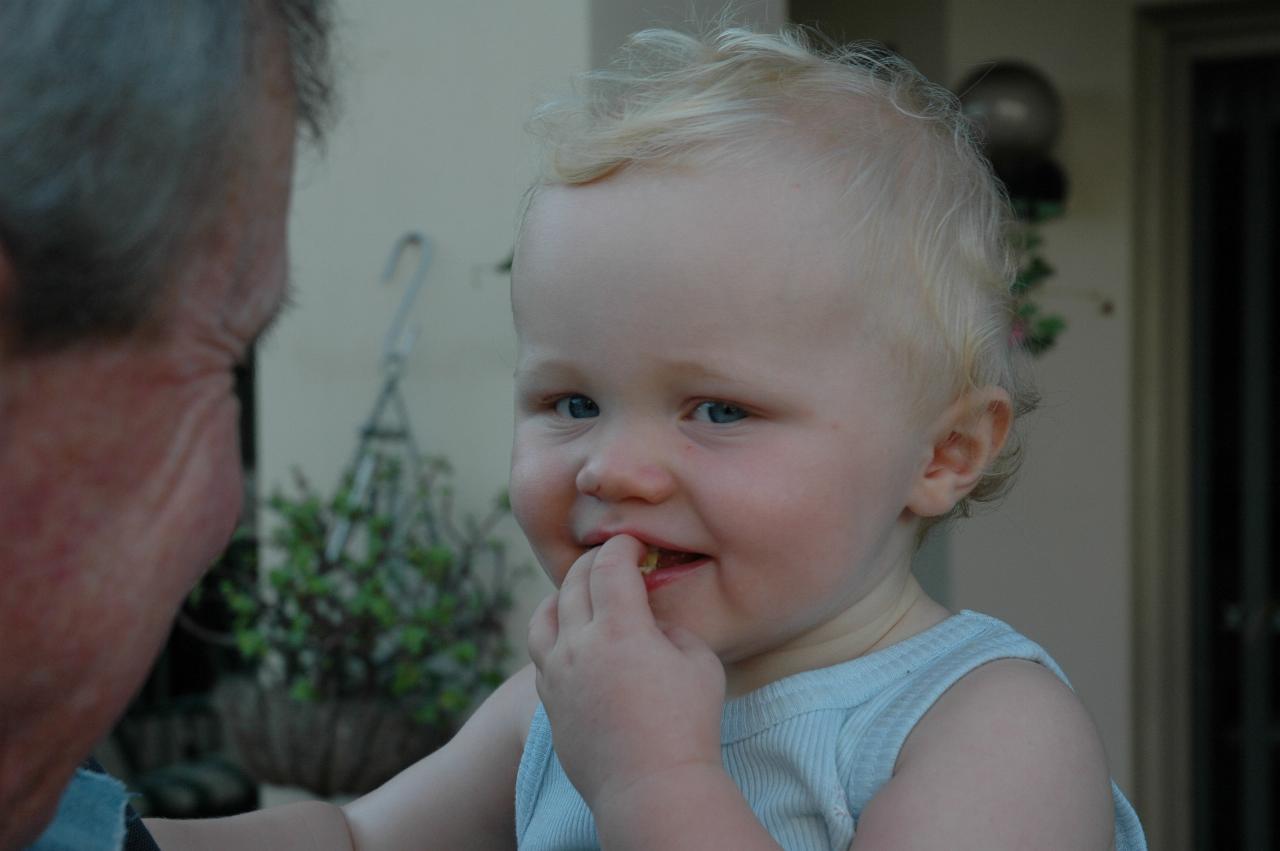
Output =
[
  {"x1": 514, "y1": 357, "x2": 753, "y2": 390},
  {"x1": 664, "y1": 360, "x2": 748, "y2": 387},
  {"x1": 513, "y1": 357, "x2": 577, "y2": 382}
]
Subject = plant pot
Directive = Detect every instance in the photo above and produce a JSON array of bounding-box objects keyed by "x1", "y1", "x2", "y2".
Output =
[{"x1": 215, "y1": 678, "x2": 452, "y2": 797}]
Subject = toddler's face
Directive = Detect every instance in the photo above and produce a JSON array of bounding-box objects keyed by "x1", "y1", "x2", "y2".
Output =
[{"x1": 510, "y1": 162, "x2": 934, "y2": 681}]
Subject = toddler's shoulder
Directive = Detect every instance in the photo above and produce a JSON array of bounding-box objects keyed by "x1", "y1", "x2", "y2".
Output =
[
  {"x1": 903, "y1": 657, "x2": 1107, "y2": 771},
  {"x1": 855, "y1": 658, "x2": 1114, "y2": 850}
]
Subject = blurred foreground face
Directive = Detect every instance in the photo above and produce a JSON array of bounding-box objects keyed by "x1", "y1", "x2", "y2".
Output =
[
  {"x1": 0, "y1": 31, "x2": 298, "y2": 850},
  {"x1": 510, "y1": 162, "x2": 931, "y2": 680}
]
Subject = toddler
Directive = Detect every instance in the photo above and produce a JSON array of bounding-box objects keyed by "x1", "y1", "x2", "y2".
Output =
[{"x1": 150, "y1": 24, "x2": 1146, "y2": 851}]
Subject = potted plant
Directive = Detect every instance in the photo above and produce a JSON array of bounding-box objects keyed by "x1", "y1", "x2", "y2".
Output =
[{"x1": 207, "y1": 454, "x2": 520, "y2": 797}]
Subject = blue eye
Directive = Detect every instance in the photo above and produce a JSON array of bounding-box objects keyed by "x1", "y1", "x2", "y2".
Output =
[
  {"x1": 554, "y1": 394, "x2": 599, "y2": 419},
  {"x1": 693, "y1": 401, "x2": 748, "y2": 424}
]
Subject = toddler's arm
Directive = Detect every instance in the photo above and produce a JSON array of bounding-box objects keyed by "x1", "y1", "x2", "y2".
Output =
[
  {"x1": 528, "y1": 536, "x2": 784, "y2": 851},
  {"x1": 145, "y1": 800, "x2": 353, "y2": 851},
  {"x1": 850, "y1": 658, "x2": 1115, "y2": 850},
  {"x1": 145, "y1": 665, "x2": 536, "y2": 851}
]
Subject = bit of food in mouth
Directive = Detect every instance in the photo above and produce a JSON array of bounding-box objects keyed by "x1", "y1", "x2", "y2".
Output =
[{"x1": 638, "y1": 545, "x2": 705, "y2": 575}]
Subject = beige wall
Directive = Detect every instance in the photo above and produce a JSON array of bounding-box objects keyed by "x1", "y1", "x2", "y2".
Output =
[
  {"x1": 260, "y1": 0, "x2": 590, "y2": 648},
  {"x1": 589, "y1": 0, "x2": 786, "y2": 67}
]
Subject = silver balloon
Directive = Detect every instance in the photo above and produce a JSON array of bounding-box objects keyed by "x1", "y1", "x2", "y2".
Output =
[{"x1": 956, "y1": 62, "x2": 1061, "y2": 168}]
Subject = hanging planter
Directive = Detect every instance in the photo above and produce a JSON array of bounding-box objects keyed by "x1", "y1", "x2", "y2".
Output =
[
  {"x1": 196, "y1": 456, "x2": 521, "y2": 797},
  {"x1": 215, "y1": 678, "x2": 452, "y2": 797}
]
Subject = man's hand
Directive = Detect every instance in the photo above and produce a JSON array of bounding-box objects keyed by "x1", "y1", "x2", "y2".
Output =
[{"x1": 526, "y1": 534, "x2": 726, "y2": 813}]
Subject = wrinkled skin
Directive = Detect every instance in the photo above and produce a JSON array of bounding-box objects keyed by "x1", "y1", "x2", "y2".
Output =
[{"x1": 0, "y1": 27, "x2": 298, "y2": 851}]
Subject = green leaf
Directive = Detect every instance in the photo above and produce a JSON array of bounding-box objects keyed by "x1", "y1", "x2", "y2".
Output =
[
  {"x1": 332, "y1": 491, "x2": 355, "y2": 517},
  {"x1": 226, "y1": 590, "x2": 258, "y2": 617},
  {"x1": 402, "y1": 625, "x2": 429, "y2": 655},
  {"x1": 369, "y1": 514, "x2": 393, "y2": 536},
  {"x1": 413, "y1": 704, "x2": 441, "y2": 726},
  {"x1": 1035, "y1": 315, "x2": 1067, "y2": 338},
  {"x1": 437, "y1": 687, "x2": 467, "y2": 714},
  {"x1": 229, "y1": 525, "x2": 255, "y2": 545},
  {"x1": 451, "y1": 641, "x2": 478, "y2": 664},
  {"x1": 1032, "y1": 200, "x2": 1065, "y2": 221},
  {"x1": 1013, "y1": 257, "x2": 1054, "y2": 294},
  {"x1": 289, "y1": 678, "x2": 318, "y2": 702},
  {"x1": 418, "y1": 546, "x2": 453, "y2": 583},
  {"x1": 305, "y1": 575, "x2": 331, "y2": 596},
  {"x1": 235, "y1": 630, "x2": 267, "y2": 659},
  {"x1": 391, "y1": 662, "x2": 421, "y2": 696},
  {"x1": 370, "y1": 597, "x2": 396, "y2": 626},
  {"x1": 286, "y1": 611, "x2": 313, "y2": 646},
  {"x1": 289, "y1": 546, "x2": 315, "y2": 575}
]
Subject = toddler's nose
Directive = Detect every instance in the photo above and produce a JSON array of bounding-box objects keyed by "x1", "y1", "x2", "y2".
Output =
[{"x1": 575, "y1": 435, "x2": 676, "y2": 504}]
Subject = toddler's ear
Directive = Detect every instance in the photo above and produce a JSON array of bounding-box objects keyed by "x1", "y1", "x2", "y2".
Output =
[{"x1": 907, "y1": 387, "x2": 1013, "y2": 518}]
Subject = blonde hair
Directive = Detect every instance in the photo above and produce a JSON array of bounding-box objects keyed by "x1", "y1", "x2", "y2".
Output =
[{"x1": 524, "y1": 25, "x2": 1037, "y2": 527}]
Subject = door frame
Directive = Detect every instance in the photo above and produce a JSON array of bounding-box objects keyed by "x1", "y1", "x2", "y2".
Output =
[{"x1": 1132, "y1": 5, "x2": 1280, "y2": 849}]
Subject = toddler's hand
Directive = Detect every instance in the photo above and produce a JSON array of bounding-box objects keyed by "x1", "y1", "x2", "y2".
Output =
[{"x1": 526, "y1": 535, "x2": 726, "y2": 814}]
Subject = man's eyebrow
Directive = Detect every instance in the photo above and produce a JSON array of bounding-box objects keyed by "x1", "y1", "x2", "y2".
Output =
[{"x1": 249, "y1": 279, "x2": 296, "y2": 350}]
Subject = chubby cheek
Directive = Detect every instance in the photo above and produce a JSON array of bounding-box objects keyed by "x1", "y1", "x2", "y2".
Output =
[
  {"x1": 508, "y1": 438, "x2": 576, "y2": 586},
  {"x1": 715, "y1": 458, "x2": 890, "y2": 599}
]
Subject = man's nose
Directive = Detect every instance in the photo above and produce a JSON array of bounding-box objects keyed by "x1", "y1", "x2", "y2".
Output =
[{"x1": 575, "y1": 427, "x2": 676, "y2": 504}]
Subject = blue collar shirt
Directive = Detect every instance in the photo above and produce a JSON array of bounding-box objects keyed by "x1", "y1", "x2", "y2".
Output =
[{"x1": 25, "y1": 767, "x2": 128, "y2": 851}]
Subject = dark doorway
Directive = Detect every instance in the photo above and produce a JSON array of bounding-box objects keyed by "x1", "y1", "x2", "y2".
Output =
[{"x1": 1189, "y1": 52, "x2": 1279, "y2": 851}]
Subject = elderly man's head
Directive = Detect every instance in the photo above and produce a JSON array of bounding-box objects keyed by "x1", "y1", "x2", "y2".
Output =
[{"x1": 0, "y1": 2, "x2": 332, "y2": 846}]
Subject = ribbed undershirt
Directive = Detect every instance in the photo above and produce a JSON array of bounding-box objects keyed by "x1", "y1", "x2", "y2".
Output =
[{"x1": 514, "y1": 609, "x2": 1147, "y2": 850}]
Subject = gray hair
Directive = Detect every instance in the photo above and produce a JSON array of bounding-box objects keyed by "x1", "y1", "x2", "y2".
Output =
[{"x1": 0, "y1": 0, "x2": 334, "y2": 353}]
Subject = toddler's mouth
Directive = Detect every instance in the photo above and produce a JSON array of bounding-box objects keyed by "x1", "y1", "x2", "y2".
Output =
[{"x1": 639, "y1": 545, "x2": 706, "y2": 575}]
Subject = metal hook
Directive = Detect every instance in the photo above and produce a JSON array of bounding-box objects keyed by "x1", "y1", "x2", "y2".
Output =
[
  {"x1": 326, "y1": 231, "x2": 432, "y2": 562},
  {"x1": 380, "y1": 231, "x2": 432, "y2": 365}
]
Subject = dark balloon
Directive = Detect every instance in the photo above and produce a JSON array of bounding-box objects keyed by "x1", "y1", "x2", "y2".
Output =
[{"x1": 956, "y1": 62, "x2": 1062, "y2": 170}]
